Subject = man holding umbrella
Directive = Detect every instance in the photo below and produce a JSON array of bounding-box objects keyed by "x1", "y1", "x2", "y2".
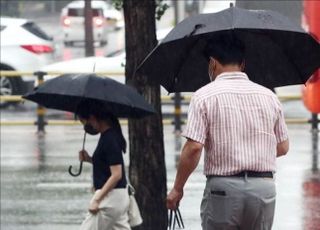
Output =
[
  {"x1": 166, "y1": 33, "x2": 289, "y2": 229},
  {"x1": 138, "y1": 6, "x2": 319, "y2": 230}
]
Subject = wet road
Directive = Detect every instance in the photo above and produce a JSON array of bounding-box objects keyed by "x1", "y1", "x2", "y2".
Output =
[{"x1": 1, "y1": 100, "x2": 319, "y2": 230}]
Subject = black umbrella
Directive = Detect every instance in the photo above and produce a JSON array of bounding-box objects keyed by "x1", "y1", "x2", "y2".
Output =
[
  {"x1": 23, "y1": 73, "x2": 155, "y2": 117},
  {"x1": 138, "y1": 7, "x2": 320, "y2": 93},
  {"x1": 23, "y1": 73, "x2": 155, "y2": 176}
]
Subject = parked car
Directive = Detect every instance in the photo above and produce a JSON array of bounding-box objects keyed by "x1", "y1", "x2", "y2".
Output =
[
  {"x1": 41, "y1": 27, "x2": 174, "y2": 94},
  {"x1": 41, "y1": 27, "x2": 173, "y2": 80},
  {"x1": 0, "y1": 17, "x2": 55, "y2": 108},
  {"x1": 42, "y1": 50, "x2": 125, "y2": 81},
  {"x1": 61, "y1": 0, "x2": 123, "y2": 46}
]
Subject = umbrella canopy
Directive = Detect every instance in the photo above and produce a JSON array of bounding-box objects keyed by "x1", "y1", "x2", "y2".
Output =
[
  {"x1": 138, "y1": 7, "x2": 320, "y2": 93},
  {"x1": 23, "y1": 73, "x2": 155, "y2": 118}
]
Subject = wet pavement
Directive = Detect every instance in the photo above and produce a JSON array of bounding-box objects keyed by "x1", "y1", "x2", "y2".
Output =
[{"x1": 1, "y1": 100, "x2": 320, "y2": 230}]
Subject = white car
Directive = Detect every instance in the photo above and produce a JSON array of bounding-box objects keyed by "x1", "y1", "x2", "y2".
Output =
[
  {"x1": 61, "y1": 0, "x2": 123, "y2": 46},
  {"x1": 41, "y1": 27, "x2": 176, "y2": 99},
  {"x1": 41, "y1": 49, "x2": 189, "y2": 116},
  {"x1": 41, "y1": 27, "x2": 173, "y2": 82},
  {"x1": 0, "y1": 17, "x2": 55, "y2": 107},
  {"x1": 42, "y1": 50, "x2": 125, "y2": 82}
]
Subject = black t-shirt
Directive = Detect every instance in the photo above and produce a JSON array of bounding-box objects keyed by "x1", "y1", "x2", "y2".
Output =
[{"x1": 92, "y1": 128, "x2": 127, "y2": 190}]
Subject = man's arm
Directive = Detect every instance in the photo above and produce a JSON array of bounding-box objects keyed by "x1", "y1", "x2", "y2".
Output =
[
  {"x1": 277, "y1": 139, "x2": 289, "y2": 157},
  {"x1": 166, "y1": 139, "x2": 203, "y2": 210}
]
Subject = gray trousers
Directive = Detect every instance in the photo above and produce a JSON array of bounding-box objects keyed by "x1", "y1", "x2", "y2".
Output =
[{"x1": 201, "y1": 176, "x2": 276, "y2": 230}]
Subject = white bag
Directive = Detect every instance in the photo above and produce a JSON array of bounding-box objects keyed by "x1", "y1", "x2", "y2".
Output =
[{"x1": 128, "y1": 185, "x2": 143, "y2": 227}]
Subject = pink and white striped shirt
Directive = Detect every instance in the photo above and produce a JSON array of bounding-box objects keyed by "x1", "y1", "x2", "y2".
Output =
[{"x1": 182, "y1": 72, "x2": 288, "y2": 176}]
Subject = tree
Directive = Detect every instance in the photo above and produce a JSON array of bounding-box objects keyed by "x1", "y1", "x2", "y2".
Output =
[
  {"x1": 84, "y1": 0, "x2": 94, "y2": 56},
  {"x1": 121, "y1": 0, "x2": 167, "y2": 229}
]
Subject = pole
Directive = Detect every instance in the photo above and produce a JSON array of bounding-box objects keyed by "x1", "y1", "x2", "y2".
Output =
[
  {"x1": 311, "y1": 114, "x2": 319, "y2": 172},
  {"x1": 173, "y1": 0, "x2": 185, "y2": 167},
  {"x1": 34, "y1": 71, "x2": 47, "y2": 134},
  {"x1": 173, "y1": 0, "x2": 184, "y2": 138},
  {"x1": 84, "y1": 0, "x2": 94, "y2": 57},
  {"x1": 50, "y1": 1, "x2": 56, "y2": 13}
]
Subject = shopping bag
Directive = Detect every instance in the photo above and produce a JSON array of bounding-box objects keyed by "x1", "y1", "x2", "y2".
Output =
[{"x1": 128, "y1": 184, "x2": 143, "y2": 227}]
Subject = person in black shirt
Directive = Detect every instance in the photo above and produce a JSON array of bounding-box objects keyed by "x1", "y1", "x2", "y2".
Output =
[{"x1": 76, "y1": 101, "x2": 130, "y2": 230}]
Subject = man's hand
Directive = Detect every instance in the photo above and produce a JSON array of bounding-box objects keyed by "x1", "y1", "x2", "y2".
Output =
[
  {"x1": 89, "y1": 199, "x2": 100, "y2": 214},
  {"x1": 167, "y1": 139, "x2": 202, "y2": 210},
  {"x1": 277, "y1": 139, "x2": 289, "y2": 157},
  {"x1": 166, "y1": 188, "x2": 183, "y2": 210}
]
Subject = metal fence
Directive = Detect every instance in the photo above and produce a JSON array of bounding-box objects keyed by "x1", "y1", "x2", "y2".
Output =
[{"x1": 0, "y1": 70, "x2": 311, "y2": 132}]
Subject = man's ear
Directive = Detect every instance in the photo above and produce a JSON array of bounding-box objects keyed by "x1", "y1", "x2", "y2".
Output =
[
  {"x1": 209, "y1": 57, "x2": 216, "y2": 69},
  {"x1": 240, "y1": 60, "x2": 245, "y2": 71}
]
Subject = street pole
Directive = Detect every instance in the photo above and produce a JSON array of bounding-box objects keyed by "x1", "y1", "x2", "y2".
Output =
[
  {"x1": 173, "y1": 0, "x2": 185, "y2": 167},
  {"x1": 34, "y1": 71, "x2": 47, "y2": 134},
  {"x1": 173, "y1": 0, "x2": 185, "y2": 138},
  {"x1": 84, "y1": 0, "x2": 94, "y2": 57},
  {"x1": 50, "y1": 1, "x2": 56, "y2": 13},
  {"x1": 311, "y1": 114, "x2": 319, "y2": 172}
]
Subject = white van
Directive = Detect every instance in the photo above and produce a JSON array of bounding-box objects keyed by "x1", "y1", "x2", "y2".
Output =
[{"x1": 61, "y1": 0, "x2": 123, "y2": 46}]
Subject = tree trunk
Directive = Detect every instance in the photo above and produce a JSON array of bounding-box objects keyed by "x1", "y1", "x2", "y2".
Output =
[
  {"x1": 84, "y1": 0, "x2": 94, "y2": 56},
  {"x1": 123, "y1": 0, "x2": 167, "y2": 229}
]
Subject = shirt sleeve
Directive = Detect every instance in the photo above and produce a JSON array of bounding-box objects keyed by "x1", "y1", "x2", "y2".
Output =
[
  {"x1": 182, "y1": 95, "x2": 208, "y2": 144},
  {"x1": 103, "y1": 134, "x2": 123, "y2": 166},
  {"x1": 274, "y1": 99, "x2": 289, "y2": 143}
]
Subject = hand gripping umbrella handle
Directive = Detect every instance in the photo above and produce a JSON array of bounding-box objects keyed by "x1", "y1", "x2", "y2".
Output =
[{"x1": 68, "y1": 132, "x2": 86, "y2": 177}]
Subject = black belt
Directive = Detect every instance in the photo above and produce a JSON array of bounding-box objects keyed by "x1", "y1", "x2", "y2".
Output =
[{"x1": 207, "y1": 171, "x2": 273, "y2": 178}]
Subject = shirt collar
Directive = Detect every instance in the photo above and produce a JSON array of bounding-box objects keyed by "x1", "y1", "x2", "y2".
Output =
[{"x1": 215, "y1": 71, "x2": 249, "y2": 81}]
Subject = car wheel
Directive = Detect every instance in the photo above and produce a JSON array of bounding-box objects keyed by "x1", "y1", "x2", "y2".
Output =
[{"x1": 0, "y1": 71, "x2": 25, "y2": 108}]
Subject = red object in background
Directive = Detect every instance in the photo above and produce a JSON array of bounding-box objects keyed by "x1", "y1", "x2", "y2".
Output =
[
  {"x1": 303, "y1": 174, "x2": 320, "y2": 230},
  {"x1": 304, "y1": 1, "x2": 320, "y2": 39},
  {"x1": 21, "y1": 45, "x2": 54, "y2": 54},
  {"x1": 302, "y1": 1, "x2": 320, "y2": 113},
  {"x1": 302, "y1": 71, "x2": 320, "y2": 113}
]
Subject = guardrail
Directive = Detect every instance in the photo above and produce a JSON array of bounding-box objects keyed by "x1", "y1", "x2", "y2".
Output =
[
  {"x1": 0, "y1": 94, "x2": 303, "y2": 103},
  {"x1": 0, "y1": 70, "x2": 310, "y2": 132}
]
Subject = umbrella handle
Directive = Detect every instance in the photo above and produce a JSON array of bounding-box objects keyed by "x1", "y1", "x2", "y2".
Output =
[
  {"x1": 68, "y1": 132, "x2": 86, "y2": 177},
  {"x1": 68, "y1": 161, "x2": 83, "y2": 177}
]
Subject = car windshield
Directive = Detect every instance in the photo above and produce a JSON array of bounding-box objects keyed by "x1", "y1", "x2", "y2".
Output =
[
  {"x1": 22, "y1": 22, "x2": 52, "y2": 41},
  {"x1": 68, "y1": 8, "x2": 103, "y2": 17}
]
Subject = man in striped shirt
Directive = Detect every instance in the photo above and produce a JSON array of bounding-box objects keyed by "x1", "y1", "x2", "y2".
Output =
[{"x1": 166, "y1": 33, "x2": 289, "y2": 230}]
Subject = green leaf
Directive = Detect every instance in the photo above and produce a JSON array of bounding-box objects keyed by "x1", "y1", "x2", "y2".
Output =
[
  {"x1": 110, "y1": 0, "x2": 169, "y2": 20},
  {"x1": 110, "y1": 0, "x2": 123, "y2": 10}
]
